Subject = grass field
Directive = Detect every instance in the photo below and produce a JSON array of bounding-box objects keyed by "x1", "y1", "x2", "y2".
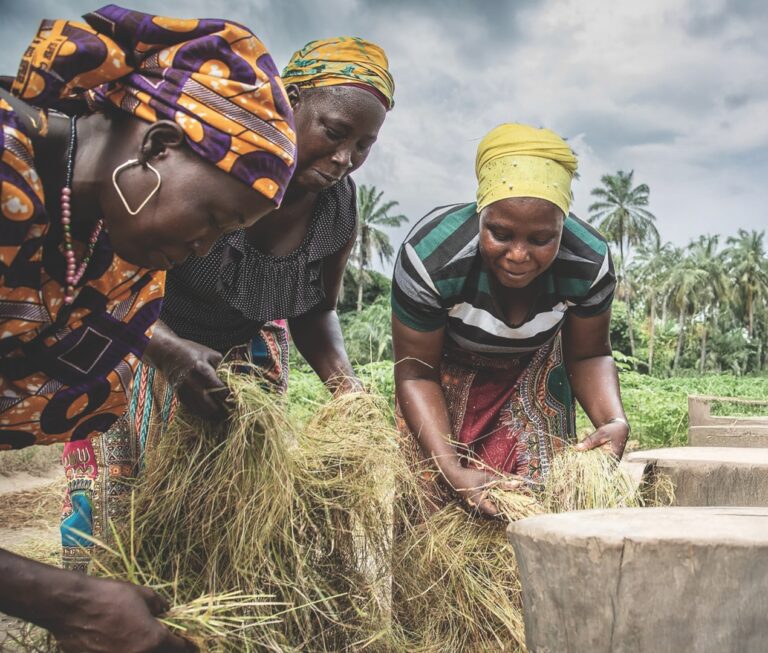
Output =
[{"x1": 289, "y1": 362, "x2": 768, "y2": 450}]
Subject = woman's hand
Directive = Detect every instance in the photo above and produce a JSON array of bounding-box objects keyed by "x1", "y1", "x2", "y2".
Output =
[
  {"x1": 445, "y1": 466, "x2": 524, "y2": 518},
  {"x1": 143, "y1": 321, "x2": 228, "y2": 420},
  {"x1": 153, "y1": 339, "x2": 228, "y2": 421},
  {"x1": 575, "y1": 420, "x2": 630, "y2": 458},
  {"x1": 46, "y1": 576, "x2": 196, "y2": 653},
  {"x1": 165, "y1": 339, "x2": 228, "y2": 420},
  {"x1": 330, "y1": 374, "x2": 366, "y2": 396},
  {"x1": 0, "y1": 550, "x2": 194, "y2": 653}
]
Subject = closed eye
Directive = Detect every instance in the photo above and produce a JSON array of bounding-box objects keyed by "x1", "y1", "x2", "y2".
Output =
[
  {"x1": 356, "y1": 140, "x2": 374, "y2": 153},
  {"x1": 325, "y1": 127, "x2": 344, "y2": 141},
  {"x1": 208, "y1": 215, "x2": 223, "y2": 233}
]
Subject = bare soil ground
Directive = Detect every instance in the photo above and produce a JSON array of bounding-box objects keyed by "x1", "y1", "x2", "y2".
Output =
[{"x1": 0, "y1": 461, "x2": 65, "y2": 651}]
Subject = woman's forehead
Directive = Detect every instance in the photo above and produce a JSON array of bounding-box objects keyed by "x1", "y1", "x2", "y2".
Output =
[
  {"x1": 483, "y1": 197, "x2": 564, "y2": 227},
  {"x1": 308, "y1": 86, "x2": 385, "y2": 120}
]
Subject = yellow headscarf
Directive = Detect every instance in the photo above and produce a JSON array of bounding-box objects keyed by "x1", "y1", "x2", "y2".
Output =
[
  {"x1": 475, "y1": 123, "x2": 578, "y2": 215},
  {"x1": 282, "y1": 37, "x2": 395, "y2": 109}
]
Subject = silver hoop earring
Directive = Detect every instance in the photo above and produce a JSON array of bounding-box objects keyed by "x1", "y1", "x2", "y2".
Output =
[{"x1": 112, "y1": 158, "x2": 162, "y2": 216}]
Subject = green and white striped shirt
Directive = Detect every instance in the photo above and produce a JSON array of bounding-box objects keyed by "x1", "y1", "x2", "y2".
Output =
[{"x1": 391, "y1": 202, "x2": 615, "y2": 354}]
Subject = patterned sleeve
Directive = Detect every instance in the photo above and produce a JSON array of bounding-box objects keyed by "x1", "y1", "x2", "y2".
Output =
[
  {"x1": 570, "y1": 247, "x2": 616, "y2": 318},
  {"x1": 0, "y1": 99, "x2": 48, "y2": 343},
  {"x1": 391, "y1": 241, "x2": 447, "y2": 332},
  {"x1": 1, "y1": 99, "x2": 166, "y2": 448}
]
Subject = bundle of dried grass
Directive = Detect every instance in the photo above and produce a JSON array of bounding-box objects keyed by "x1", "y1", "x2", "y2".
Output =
[
  {"x1": 36, "y1": 367, "x2": 671, "y2": 653},
  {"x1": 93, "y1": 367, "x2": 414, "y2": 652},
  {"x1": 390, "y1": 446, "x2": 673, "y2": 653},
  {"x1": 391, "y1": 504, "x2": 527, "y2": 652},
  {"x1": 541, "y1": 446, "x2": 643, "y2": 512},
  {"x1": 6, "y1": 588, "x2": 281, "y2": 653}
]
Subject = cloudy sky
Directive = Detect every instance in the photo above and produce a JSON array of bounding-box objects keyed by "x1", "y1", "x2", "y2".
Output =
[{"x1": 2, "y1": 0, "x2": 766, "y2": 271}]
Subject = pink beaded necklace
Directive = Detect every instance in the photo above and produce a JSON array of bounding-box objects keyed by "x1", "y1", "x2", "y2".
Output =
[{"x1": 61, "y1": 116, "x2": 104, "y2": 306}]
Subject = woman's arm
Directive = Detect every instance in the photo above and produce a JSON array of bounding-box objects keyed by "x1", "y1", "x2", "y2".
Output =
[
  {"x1": 289, "y1": 229, "x2": 360, "y2": 394},
  {"x1": 562, "y1": 309, "x2": 630, "y2": 457},
  {"x1": 0, "y1": 548, "x2": 193, "y2": 653},
  {"x1": 393, "y1": 316, "x2": 512, "y2": 516}
]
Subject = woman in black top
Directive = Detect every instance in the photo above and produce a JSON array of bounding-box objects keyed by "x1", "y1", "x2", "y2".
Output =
[{"x1": 144, "y1": 37, "x2": 395, "y2": 420}]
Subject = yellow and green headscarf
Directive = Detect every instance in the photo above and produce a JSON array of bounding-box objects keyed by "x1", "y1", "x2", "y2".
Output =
[
  {"x1": 282, "y1": 37, "x2": 395, "y2": 109},
  {"x1": 475, "y1": 123, "x2": 578, "y2": 215}
]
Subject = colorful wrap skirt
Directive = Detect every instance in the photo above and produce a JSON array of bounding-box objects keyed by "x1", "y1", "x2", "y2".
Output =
[
  {"x1": 396, "y1": 333, "x2": 576, "y2": 509},
  {"x1": 60, "y1": 321, "x2": 290, "y2": 570}
]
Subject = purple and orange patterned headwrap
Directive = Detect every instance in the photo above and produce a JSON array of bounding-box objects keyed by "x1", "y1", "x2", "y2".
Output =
[{"x1": 12, "y1": 4, "x2": 297, "y2": 205}]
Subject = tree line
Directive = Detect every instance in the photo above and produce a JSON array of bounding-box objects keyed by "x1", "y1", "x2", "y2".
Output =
[{"x1": 590, "y1": 170, "x2": 767, "y2": 375}]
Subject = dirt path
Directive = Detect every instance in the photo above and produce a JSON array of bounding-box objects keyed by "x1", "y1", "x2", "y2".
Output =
[
  {"x1": 0, "y1": 466, "x2": 64, "y2": 650},
  {"x1": 0, "y1": 467, "x2": 62, "y2": 495}
]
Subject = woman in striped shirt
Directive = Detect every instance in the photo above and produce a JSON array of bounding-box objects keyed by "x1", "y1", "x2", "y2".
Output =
[{"x1": 392, "y1": 123, "x2": 629, "y2": 516}]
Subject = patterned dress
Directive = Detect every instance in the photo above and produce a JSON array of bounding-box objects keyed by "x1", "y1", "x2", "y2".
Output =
[
  {"x1": 392, "y1": 202, "x2": 616, "y2": 504},
  {"x1": 0, "y1": 100, "x2": 164, "y2": 450},
  {"x1": 0, "y1": 100, "x2": 165, "y2": 569},
  {"x1": 4, "y1": 3, "x2": 299, "y2": 571}
]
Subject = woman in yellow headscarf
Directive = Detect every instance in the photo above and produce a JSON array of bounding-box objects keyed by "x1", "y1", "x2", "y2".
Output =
[
  {"x1": 392, "y1": 123, "x2": 629, "y2": 516},
  {"x1": 139, "y1": 36, "x2": 395, "y2": 421}
]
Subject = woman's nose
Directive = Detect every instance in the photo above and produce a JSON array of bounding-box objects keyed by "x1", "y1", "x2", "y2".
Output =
[
  {"x1": 331, "y1": 146, "x2": 353, "y2": 169},
  {"x1": 506, "y1": 243, "x2": 530, "y2": 263}
]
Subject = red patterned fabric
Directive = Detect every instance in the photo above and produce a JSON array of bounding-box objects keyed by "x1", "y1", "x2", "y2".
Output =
[{"x1": 397, "y1": 334, "x2": 576, "y2": 507}]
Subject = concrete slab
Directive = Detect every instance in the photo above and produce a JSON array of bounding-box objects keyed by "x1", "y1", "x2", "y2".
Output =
[
  {"x1": 689, "y1": 425, "x2": 768, "y2": 447},
  {"x1": 509, "y1": 507, "x2": 768, "y2": 653},
  {"x1": 625, "y1": 446, "x2": 768, "y2": 506},
  {"x1": 688, "y1": 395, "x2": 768, "y2": 447}
]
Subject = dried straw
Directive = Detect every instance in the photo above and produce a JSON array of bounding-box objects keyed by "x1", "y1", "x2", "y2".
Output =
[
  {"x1": 0, "y1": 480, "x2": 65, "y2": 530},
  {"x1": 390, "y1": 446, "x2": 674, "y2": 653},
  {"x1": 14, "y1": 367, "x2": 672, "y2": 653},
  {"x1": 93, "y1": 367, "x2": 414, "y2": 652}
]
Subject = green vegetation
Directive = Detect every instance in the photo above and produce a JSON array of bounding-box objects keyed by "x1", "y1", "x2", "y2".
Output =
[
  {"x1": 582, "y1": 372, "x2": 768, "y2": 448},
  {"x1": 592, "y1": 171, "x2": 768, "y2": 375},
  {"x1": 351, "y1": 184, "x2": 408, "y2": 312},
  {"x1": 589, "y1": 169, "x2": 660, "y2": 361},
  {"x1": 291, "y1": 363, "x2": 768, "y2": 452}
]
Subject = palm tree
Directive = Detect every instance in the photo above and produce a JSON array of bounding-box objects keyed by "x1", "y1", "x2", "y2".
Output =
[
  {"x1": 589, "y1": 170, "x2": 660, "y2": 361},
  {"x1": 687, "y1": 235, "x2": 729, "y2": 373},
  {"x1": 663, "y1": 253, "x2": 708, "y2": 371},
  {"x1": 631, "y1": 241, "x2": 678, "y2": 374},
  {"x1": 724, "y1": 229, "x2": 768, "y2": 338},
  {"x1": 354, "y1": 185, "x2": 408, "y2": 312}
]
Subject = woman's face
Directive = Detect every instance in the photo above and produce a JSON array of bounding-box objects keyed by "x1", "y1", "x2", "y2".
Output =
[
  {"x1": 479, "y1": 197, "x2": 564, "y2": 289},
  {"x1": 100, "y1": 143, "x2": 275, "y2": 270},
  {"x1": 290, "y1": 86, "x2": 387, "y2": 192}
]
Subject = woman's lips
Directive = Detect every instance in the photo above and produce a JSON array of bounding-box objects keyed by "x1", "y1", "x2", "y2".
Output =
[
  {"x1": 503, "y1": 268, "x2": 533, "y2": 277},
  {"x1": 312, "y1": 168, "x2": 341, "y2": 185}
]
